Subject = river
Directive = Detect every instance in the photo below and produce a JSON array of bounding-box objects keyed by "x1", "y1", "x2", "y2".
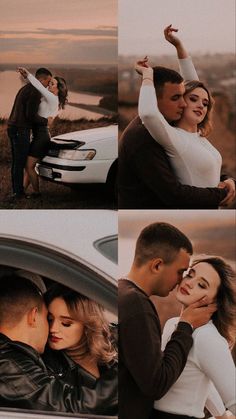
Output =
[{"x1": 0, "y1": 71, "x2": 103, "y2": 120}]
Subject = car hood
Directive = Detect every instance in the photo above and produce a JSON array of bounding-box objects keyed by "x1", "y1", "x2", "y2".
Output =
[{"x1": 51, "y1": 125, "x2": 117, "y2": 145}]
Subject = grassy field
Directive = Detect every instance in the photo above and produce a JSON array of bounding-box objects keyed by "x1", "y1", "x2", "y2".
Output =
[{"x1": 0, "y1": 117, "x2": 117, "y2": 209}]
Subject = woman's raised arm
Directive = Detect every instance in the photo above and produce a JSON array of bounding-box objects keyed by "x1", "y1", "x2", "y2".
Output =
[{"x1": 164, "y1": 24, "x2": 188, "y2": 59}]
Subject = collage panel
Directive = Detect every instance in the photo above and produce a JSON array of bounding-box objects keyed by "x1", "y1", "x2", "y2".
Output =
[
  {"x1": 118, "y1": 0, "x2": 236, "y2": 210},
  {"x1": 118, "y1": 210, "x2": 236, "y2": 419},
  {"x1": 0, "y1": 0, "x2": 118, "y2": 210},
  {"x1": 0, "y1": 209, "x2": 118, "y2": 418}
]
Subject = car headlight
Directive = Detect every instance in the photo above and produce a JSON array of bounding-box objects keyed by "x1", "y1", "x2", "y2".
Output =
[{"x1": 57, "y1": 149, "x2": 96, "y2": 161}]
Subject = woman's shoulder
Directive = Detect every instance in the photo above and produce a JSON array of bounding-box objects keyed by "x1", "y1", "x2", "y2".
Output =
[{"x1": 193, "y1": 321, "x2": 227, "y2": 346}]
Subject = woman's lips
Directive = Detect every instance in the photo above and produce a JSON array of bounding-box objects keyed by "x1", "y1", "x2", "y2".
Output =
[
  {"x1": 179, "y1": 287, "x2": 190, "y2": 295},
  {"x1": 49, "y1": 336, "x2": 62, "y2": 343}
]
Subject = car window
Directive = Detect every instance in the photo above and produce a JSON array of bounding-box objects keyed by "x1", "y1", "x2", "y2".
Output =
[{"x1": 93, "y1": 235, "x2": 118, "y2": 264}]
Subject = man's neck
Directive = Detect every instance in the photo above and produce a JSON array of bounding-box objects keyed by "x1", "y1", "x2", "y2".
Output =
[{"x1": 126, "y1": 266, "x2": 152, "y2": 296}]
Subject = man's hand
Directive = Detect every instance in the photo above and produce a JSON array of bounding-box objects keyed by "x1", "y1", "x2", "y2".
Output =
[
  {"x1": 219, "y1": 179, "x2": 236, "y2": 206},
  {"x1": 180, "y1": 297, "x2": 217, "y2": 329}
]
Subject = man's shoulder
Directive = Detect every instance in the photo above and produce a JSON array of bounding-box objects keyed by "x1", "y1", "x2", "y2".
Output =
[
  {"x1": 118, "y1": 280, "x2": 156, "y2": 314},
  {"x1": 17, "y1": 83, "x2": 41, "y2": 99}
]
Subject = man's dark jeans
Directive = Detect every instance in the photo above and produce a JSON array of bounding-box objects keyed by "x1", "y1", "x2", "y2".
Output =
[{"x1": 7, "y1": 126, "x2": 31, "y2": 195}]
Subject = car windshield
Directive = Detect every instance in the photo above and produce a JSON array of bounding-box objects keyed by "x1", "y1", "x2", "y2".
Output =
[{"x1": 93, "y1": 235, "x2": 118, "y2": 264}]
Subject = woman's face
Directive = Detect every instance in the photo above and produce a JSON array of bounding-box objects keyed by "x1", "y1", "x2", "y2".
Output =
[
  {"x1": 176, "y1": 262, "x2": 221, "y2": 306},
  {"x1": 48, "y1": 78, "x2": 58, "y2": 95},
  {"x1": 47, "y1": 297, "x2": 84, "y2": 350},
  {"x1": 182, "y1": 87, "x2": 209, "y2": 126}
]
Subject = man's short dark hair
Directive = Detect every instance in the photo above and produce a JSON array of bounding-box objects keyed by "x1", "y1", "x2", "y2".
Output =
[
  {"x1": 35, "y1": 68, "x2": 52, "y2": 78},
  {"x1": 0, "y1": 274, "x2": 44, "y2": 327},
  {"x1": 134, "y1": 222, "x2": 192, "y2": 267},
  {"x1": 152, "y1": 66, "x2": 183, "y2": 97}
]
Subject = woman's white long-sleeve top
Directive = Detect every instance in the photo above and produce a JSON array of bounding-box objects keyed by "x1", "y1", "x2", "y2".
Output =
[
  {"x1": 154, "y1": 318, "x2": 236, "y2": 418},
  {"x1": 27, "y1": 73, "x2": 59, "y2": 118},
  {"x1": 138, "y1": 57, "x2": 222, "y2": 187}
]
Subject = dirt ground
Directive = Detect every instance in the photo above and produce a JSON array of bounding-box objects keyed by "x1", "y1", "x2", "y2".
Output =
[{"x1": 0, "y1": 118, "x2": 117, "y2": 210}]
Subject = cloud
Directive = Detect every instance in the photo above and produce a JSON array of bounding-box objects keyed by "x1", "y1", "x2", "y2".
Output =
[
  {"x1": 0, "y1": 36, "x2": 117, "y2": 64},
  {"x1": 0, "y1": 27, "x2": 118, "y2": 37}
]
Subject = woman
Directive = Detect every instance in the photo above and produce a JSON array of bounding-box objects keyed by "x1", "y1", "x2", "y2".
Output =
[
  {"x1": 43, "y1": 284, "x2": 118, "y2": 416},
  {"x1": 151, "y1": 256, "x2": 236, "y2": 419},
  {"x1": 136, "y1": 26, "x2": 235, "y2": 203},
  {"x1": 17, "y1": 67, "x2": 68, "y2": 198}
]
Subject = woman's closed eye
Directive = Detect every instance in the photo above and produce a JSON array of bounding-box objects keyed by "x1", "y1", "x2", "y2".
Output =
[
  {"x1": 62, "y1": 322, "x2": 73, "y2": 327},
  {"x1": 198, "y1": 282, "x2": 207, "y2": 289}
]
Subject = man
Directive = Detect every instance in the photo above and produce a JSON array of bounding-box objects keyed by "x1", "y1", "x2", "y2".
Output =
[
  {"x1": 118, "y1": 222, "x2": 217, "y2": 419},
  {"x1": 119, "y1": 65, "x2": 233, "y2": 209},
  {"x1": 7, "y1": 68, "x2": 52, "y2": 200},
  {"x1": 0, "y1": 274, "x2": 117, "y2": 414}
]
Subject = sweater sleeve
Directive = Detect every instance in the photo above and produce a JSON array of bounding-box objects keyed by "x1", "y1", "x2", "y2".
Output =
[
  {"x1": 195, "y1": 328, "x2": 236, "y2": 415},
  {"x1": 27, "y1": 73, "x2": 56, "y2": 103},
  {"x1": 178, "y1": 57, "x2": 199, "y2": 81},
  {"x1": 138, "y1": 85, "x2": 187, "y2": 155},
  {"x1": 205, "y1": 382, "x2": 226, "y2": 416},
  {"x1": 120, "y1": 308, "x2": 193, "y2": 400}
]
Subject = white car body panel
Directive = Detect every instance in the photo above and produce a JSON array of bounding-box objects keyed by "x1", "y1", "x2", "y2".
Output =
[{"x1": 37, "y1": 125, "x2": 118, "y2": 184}]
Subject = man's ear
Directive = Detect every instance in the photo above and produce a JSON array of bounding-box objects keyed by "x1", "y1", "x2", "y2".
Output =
[
  {"x1": 27, "y1": 306, "x2": 38, "y2": 328},
  {"x1": 150, "y1": 258, "x2": 163, "y2": 274}
]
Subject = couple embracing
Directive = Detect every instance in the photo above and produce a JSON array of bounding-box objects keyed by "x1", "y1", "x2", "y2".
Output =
[
  {"x1": 119, "y1": 222, "x2": 236, "y2": 419},
  {"x1": 119, "y1": 25, "x2": 235, "y2": 209},
  {"x1": 7, "y1": 67, "x2": 68, "y2": 201}
]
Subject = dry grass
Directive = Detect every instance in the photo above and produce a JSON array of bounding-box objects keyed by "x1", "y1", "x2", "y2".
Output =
[{"x1": 0, "y1": 117, "x2": 117, "y2": 209}]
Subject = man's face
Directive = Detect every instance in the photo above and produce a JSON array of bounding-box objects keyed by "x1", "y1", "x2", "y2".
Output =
[
  {"x1": 38, "y1": 75, "x2": 52, "y2": 88},
  {"x1": 153, "y1": 248, "x2": 190, "y2": 297},
  {"x1": 157, "y1": 82, "x2": 186, "y2": 122}
]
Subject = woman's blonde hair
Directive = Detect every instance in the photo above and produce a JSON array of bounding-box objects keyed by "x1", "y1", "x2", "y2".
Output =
[
  {"x1": 191, "y1": 256, "x2": 236, "y2": 346},
  {"x1": 184, "y1": 80, "x2": 214, "y2": 137},
  {"x1": 45, "y1": 285, "x2": 117, "y2": 365}
]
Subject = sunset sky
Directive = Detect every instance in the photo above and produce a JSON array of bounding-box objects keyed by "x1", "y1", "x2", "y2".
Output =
[
  {"x1": 119, "y1": 0, "x2": 235, "y2": 56},
  {"x1": 0, "y1": 0, "x2": 117, "y2": 64}
]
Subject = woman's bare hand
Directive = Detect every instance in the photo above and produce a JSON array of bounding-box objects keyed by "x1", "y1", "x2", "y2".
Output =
[
  {"x1": 17, "y1": 67, "x2": 29, "y2": 78},
  {"x1": 135, "y1": 56, "x2": 149, "y2": 74},
  {"x1": 164, "y1": 24, "x2": 181, "y2": 47}
]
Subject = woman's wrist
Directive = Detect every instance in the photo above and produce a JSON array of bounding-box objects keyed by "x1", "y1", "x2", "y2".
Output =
[{"x1": 142, "y1": 68, "x2": 153, "y2": 83}]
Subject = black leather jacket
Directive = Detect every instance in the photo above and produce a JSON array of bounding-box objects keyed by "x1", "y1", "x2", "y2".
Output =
[{"x1": 0, "y1": 333, "x2": 117, "y2": 415}]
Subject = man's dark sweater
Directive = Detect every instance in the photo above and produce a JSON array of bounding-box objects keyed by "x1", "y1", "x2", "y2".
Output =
[
  {"x1": 118, "y1": 279, "x2": 193, "y2": 419},
  {"x1": 118, "y1": 116, "x2": 226, "y2": 209},
  {"x1": 8, "y1": 83, "x2": 47, "y2": 128}
]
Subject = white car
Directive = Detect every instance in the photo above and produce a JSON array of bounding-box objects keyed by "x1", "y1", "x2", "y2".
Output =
[
  {"x1": 36, "y1": 125, "x2": 118, "y2": 190},
  {"x1": 0, "y1": 210, "x2": 117, "y2": 419}
]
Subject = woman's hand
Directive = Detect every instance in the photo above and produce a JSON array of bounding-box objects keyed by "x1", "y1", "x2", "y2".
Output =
[
  {"x1": 135, "y1": 57, "x2": 153, "y2": 81},
  {"x1": 164, "y1": 24, "x2": 181, "y2": 47},
  {"x1": 17, "y1": 67, "x2": 29, "y2": 78},
  {"x1": 164, "y1": 24, "x2": 188, "y2": 59}
]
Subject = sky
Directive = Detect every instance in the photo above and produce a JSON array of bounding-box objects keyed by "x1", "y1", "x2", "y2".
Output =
[
  {"x1": 119, "y1": 0, "x2": 235, "y2": 56},
  {"x1": 0, "y1": 0, "x2": 117, "y2": 64}
]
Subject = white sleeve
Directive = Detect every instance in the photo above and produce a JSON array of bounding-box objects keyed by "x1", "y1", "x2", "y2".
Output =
[
  {"x1": 178, "y1": 57, "x2": 199, "y2": 81},
  {"x1": 27, "y1": 73, "x2": 55, "y2": 102},
  {"x1": 195, "y1": 328, "x2": 236, "y2": 415},
  {"x1": 205, "y1": 382, "x2": 226, "y2": 416},
  {"x1": 138, "y1": 84, "x2": 187, "y2": 155},
  {"x1": 161, "y1": 318, "x2": 178, "y2": 350}
]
